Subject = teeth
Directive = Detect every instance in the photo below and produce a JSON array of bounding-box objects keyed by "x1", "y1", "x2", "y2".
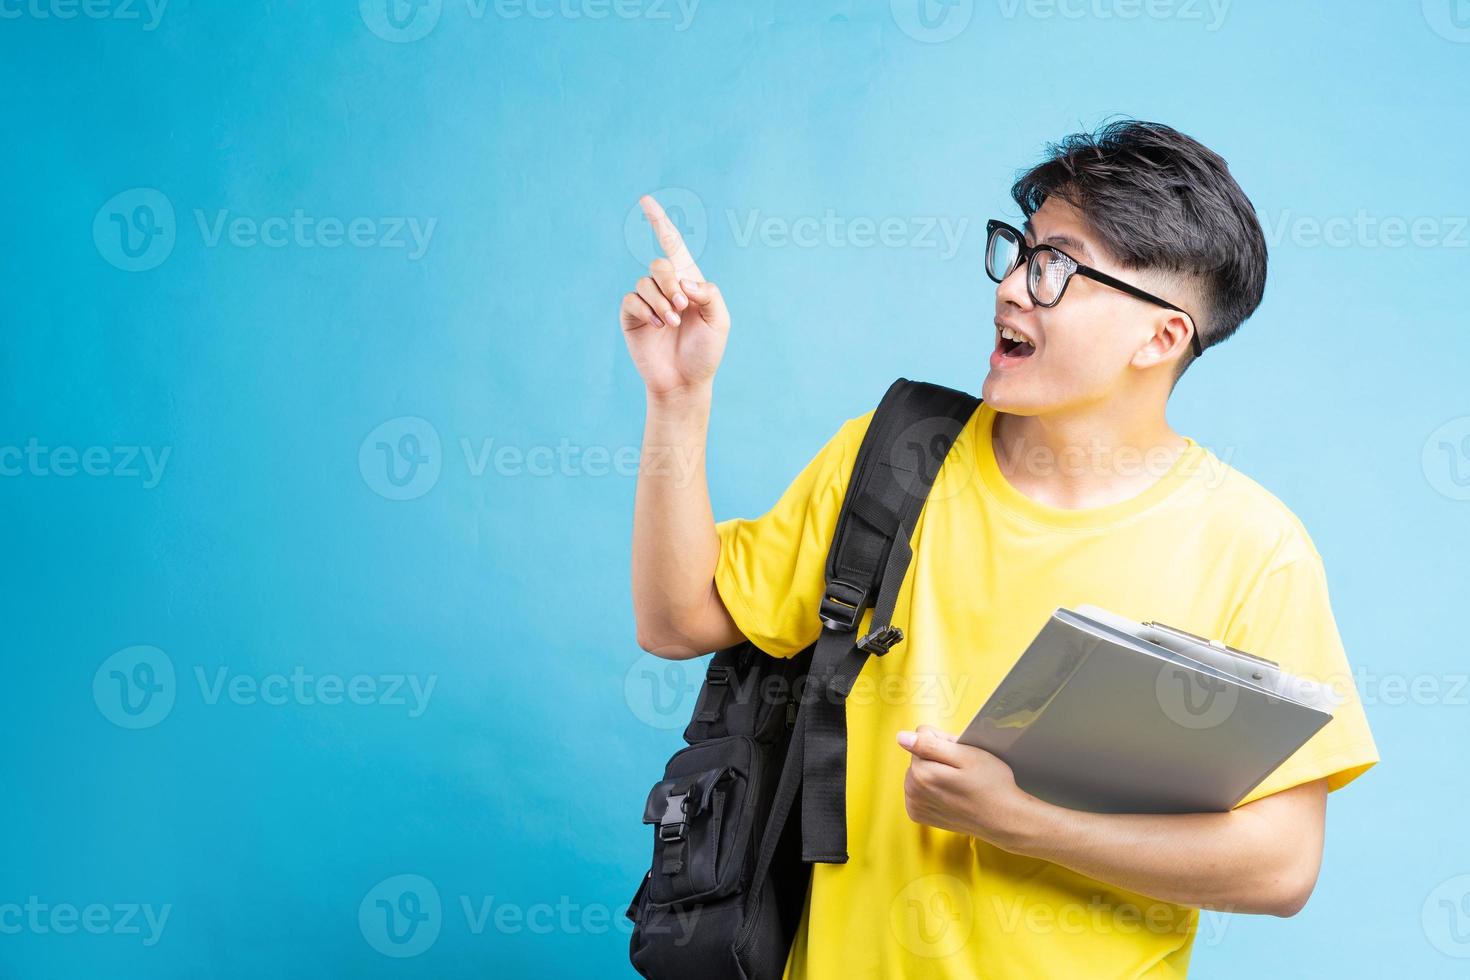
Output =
[{"x1": 1000, "y1": 326, "x2": 1030, "y2": 344}]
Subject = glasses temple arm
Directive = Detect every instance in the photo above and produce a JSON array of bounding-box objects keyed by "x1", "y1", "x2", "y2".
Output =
[{"x1": 1076, "y1": 267, "x2": 1203, "y2": 358}]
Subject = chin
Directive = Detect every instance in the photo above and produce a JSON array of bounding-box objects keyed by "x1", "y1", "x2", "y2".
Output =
[
  {"x1": 980, "y1": 373, "x2": 1044, "y2": 415},
  {"x1": 983, "y1": 363, "x2": 1102, "y2": 417}
]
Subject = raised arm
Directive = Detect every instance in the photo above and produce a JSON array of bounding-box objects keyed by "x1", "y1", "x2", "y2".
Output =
[{"x1": 622, "y1": 195, "x2": 744, "y2": 659}]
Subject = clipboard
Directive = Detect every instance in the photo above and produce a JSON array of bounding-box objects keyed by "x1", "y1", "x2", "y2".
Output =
[{"x1": 957, "y1": 605, "x2": 1338, "y2": 814}]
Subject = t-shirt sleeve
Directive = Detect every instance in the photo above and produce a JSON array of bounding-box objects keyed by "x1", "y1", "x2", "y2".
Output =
[
  {"x1": 713, "y1": 410, "x2": 874, "y2": 658},
  {"x1": 1225, "y1": 549, "x2": 1380, "y2": 807}
]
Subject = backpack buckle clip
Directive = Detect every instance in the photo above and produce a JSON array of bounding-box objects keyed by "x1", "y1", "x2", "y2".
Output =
[
  {"x1": 818, "y1": 579, "x2": 867, "y2": 632},
  {"x1": 856, "y1": 624, "x2": 904, "y2": 655},
  {"x1": 658, "y1": 792, "x2": 689, "y2": 842}
]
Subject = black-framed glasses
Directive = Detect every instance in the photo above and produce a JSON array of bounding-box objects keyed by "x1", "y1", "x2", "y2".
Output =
[{"x1": 984, "y1": 219, "x2": 1203, "y2": 358}]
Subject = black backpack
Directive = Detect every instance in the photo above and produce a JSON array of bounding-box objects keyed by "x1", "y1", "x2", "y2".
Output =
[{"x1": 626, "y1": 378, "x2": 981, "y2": 980}]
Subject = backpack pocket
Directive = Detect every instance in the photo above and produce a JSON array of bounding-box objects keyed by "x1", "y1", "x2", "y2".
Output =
[{"x1": 641, "y1": 735, "x2": 761, "y2": 907}]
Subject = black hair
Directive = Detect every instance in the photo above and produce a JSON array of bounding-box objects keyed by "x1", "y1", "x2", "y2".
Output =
[{"x1": 1010, "y1": 119, "x2": 1268, "y2": 380}]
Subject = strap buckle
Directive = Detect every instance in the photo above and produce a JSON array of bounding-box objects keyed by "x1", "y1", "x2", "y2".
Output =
[
  {"x1": 693, "y1": 665, "x2": 733, "y2": 723},
  {"x1": 657, "y1": 792, "x2": 689, "y2": 842},
  {"x1": 855, "y1": 624, "x2": 904, "y2": 655},
  {"x1": 818, "y1": 579, "x2": 867, "y2": 632}
]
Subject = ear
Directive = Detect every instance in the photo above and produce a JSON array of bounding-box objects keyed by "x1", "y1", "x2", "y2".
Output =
[{"x1": 1131, "y1": 310, "x2": 1196, "y2": 369}]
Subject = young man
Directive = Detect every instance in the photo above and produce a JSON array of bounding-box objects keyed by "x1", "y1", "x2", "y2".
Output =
[{"x1": 620, "y1": 120, "x2": 1378, "y2": 979}]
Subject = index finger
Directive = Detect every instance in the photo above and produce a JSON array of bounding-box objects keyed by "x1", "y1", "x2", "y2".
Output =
[{"x1": 639, "y1": 194, "x2": 703, "y2": 281}]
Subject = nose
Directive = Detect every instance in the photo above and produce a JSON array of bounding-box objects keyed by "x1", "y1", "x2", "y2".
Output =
[{"x1": 994, "y1": 257, "x2": 1034, "y2": 311}]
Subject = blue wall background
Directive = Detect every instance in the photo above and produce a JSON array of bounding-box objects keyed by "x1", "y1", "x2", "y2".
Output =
[{"x1": 1, "y1": 1, "x2": 1467, "y2": 976}]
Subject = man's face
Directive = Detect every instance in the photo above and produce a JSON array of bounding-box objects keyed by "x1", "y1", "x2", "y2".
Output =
[{"x1": 981, "y1": 196, "x2": 1180, "y2": 415}]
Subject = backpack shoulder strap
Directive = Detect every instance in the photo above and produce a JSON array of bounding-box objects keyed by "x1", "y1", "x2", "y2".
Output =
[
  {"x1": 800, "y1": 378, "x2": 980, "y2": 863},
  {"x1": 817, "y1": 377, "x2": 981, "y2": 641}
]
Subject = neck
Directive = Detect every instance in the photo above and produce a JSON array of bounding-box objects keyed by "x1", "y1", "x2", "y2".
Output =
[{"x1": 990, "y1": 399, "x2": 1189, "y2": 511}]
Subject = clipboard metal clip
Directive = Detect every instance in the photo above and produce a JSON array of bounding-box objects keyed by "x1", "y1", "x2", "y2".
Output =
[{"x1": 1141, "y1": 620, "x2": 1280, "y2": 669}]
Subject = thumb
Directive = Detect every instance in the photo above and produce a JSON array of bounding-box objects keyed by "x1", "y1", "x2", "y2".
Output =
[
  {"x1": 897, "y1": 727, "x2": 964, "y2": 766},
  {"x1": 681, "y1": 278, "x2": 728, "y2": 326},
  {"x1": 916, "y1": 724, "x2": 958, "y2": 743}
]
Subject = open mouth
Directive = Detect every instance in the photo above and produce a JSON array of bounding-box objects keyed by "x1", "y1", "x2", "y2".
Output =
[{"x1": 997, "y1": 325, "x2": 1037, "y2": 359}]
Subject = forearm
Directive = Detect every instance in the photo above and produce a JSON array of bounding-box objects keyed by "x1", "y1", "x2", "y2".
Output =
[
  {"x1": 1002, "y1": 785, "x2": 1324, "y2": 916},
  {"x1": 630, "y1": 382, "x2": 730, "y2": 656}
]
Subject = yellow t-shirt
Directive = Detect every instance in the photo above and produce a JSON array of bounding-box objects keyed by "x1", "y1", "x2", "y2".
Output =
[{"x1": 713, "y1": 399, "x2": 1379, "y2": 980}]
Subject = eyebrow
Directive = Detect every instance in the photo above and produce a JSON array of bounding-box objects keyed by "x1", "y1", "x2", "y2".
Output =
[{"x1": 1022, "y1": 220, "x2": 1093, "y2": 261}]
